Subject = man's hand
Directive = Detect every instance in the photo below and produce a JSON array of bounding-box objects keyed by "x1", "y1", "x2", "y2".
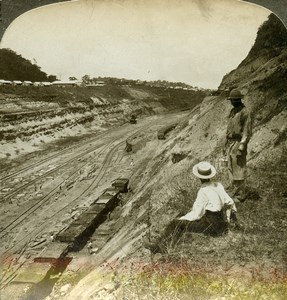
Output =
[
  {"x1": 226, "y1": 209, "x2": 231, "y2": 223},
  {"x1": 236, "y1": 144, "x2": 245, "y2": 157},
  {"x1": 238, "y1": 143, "x2": 245, "y2": 151},
  {"x1": 236, "y1": 149, "x2": 243, "y2": 157}
]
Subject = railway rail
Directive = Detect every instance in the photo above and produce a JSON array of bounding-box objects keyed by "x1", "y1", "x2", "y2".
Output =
[
  {"x1": 0, "y1": 126, "x2": 142, "y2": 254},
  {"x1": 0, "y1": 117, "x2": 160, "y2": 259},
  {"x1": 0, "y1": 114, "x2": 186, "y2": 291},
  {"x1": 0, "y1": 124, "x2": 129, "y2": 194},
  {"x1": 0, "y1": 134, "x2": 135, "y2": 289}
]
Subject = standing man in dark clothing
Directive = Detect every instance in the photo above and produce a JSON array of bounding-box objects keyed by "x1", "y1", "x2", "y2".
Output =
[{"x1": 224, "y1": 89, "x2": 252, "y2": 201}]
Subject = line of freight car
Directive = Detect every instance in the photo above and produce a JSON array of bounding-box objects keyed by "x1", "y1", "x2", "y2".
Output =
[
  {"x1": 55, "y1": 189, "x2": 119, "y2": 249},
  {"x1": 55, "y1": 178, "x2": 129, "y2": 250},
  {"x1": 33, "y1": 189, "x2": 120, "y2": 264},
  {"x1": 7, "y1": 178, "x2": 130, "y2": 299},
  {"x1": 34, "y1": 178, "x2": 129, "y2": 263}
]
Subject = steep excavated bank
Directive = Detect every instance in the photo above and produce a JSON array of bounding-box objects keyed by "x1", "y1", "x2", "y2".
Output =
[{"x1": 0, "y1": 84, "x2": 206, "y2": 162}]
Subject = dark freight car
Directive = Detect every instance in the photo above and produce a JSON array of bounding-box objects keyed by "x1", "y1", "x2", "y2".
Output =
[{"x1": 111, "y1": 178, "x2": 129, "y2": 193}]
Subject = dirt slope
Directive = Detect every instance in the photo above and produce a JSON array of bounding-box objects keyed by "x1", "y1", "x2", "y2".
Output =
[{"x1": 62, "y1": 14, "x2": 287, "y2": 300}]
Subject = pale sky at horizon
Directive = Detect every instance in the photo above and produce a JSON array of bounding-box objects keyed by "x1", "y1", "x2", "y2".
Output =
[{"x1": 0, "y1": 0, "x2": 270, "y2": 88}]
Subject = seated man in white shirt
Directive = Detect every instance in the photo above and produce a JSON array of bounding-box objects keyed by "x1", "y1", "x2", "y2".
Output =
[
  {"x1": 178, "y1": 161, "x2": 237, "y2": 234},
  {"x1": 145, "y1": 161, "x2": 238, "y2": 253}
]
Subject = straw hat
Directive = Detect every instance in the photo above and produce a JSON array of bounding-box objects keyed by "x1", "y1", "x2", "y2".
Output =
[{"x1": 192, "y1": 161, "x2": 216, "y2": 179}]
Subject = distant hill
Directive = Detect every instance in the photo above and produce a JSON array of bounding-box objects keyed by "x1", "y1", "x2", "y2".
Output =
[{"x1": 0, "y1": 48, "x2": 49, "y2": 81}]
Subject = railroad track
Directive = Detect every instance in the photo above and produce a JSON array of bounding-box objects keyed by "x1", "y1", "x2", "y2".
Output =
[
  {"x1": 0, "y1": 129, "x2": 145, "y2": 288},
  {"x1": 0, "y1": 120, "x2": 159, "y2": 256},
  {"x1": 0, "y1": 142, "x2": 109, "y2": 204},
  {"x1": 0, "y1": 129, "x2": 112, "y2": 184},
  {"x1": 0, "y1": 143, "x2": 110, "y2": 240},
  {"x1": 0, "y1": 141, "x2": 116, "y2": 289},
  {"x1": 0, "y1": 127, "x2": 122, "y2": 199},
  {"x1": 0, "y1": 120, "x2": 138, "y2": 203},
  {"x1": 0, "y1": 119, "x2": 135, "y2": 190},
  {"x1": 0, "y1": 114, "x2": 182, "y2": 288}
]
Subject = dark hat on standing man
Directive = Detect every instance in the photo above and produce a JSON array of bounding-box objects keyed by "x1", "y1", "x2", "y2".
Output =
[{"x1": 227, "y1": 89, "x2": 244, "y2": 100}]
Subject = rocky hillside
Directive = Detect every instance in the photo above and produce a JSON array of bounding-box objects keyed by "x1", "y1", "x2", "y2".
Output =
[{"x1": 61, "y1": 14, "x2": 287, "y2": 300}]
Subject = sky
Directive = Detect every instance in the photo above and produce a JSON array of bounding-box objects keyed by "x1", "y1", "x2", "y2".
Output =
[{"x1": 0, "y1": 0, "x2": 270, "y2": 88}]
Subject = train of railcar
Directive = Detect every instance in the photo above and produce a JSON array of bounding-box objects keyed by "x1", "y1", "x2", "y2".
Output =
[
  {"x1": 34, "y1": 178, "x2": 129, "y2": 265},
  {"x1": 55, "y1": 178, "x2": 129, "y2": 248}
]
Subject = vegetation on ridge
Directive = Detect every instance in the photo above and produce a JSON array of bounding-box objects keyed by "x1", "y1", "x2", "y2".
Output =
[
  {"x1": 247, "y1": 14, "x2": 287, "y2": 59},
  {"x1": 0, "y1": 48, "x2": 55, "y2": 81}
]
